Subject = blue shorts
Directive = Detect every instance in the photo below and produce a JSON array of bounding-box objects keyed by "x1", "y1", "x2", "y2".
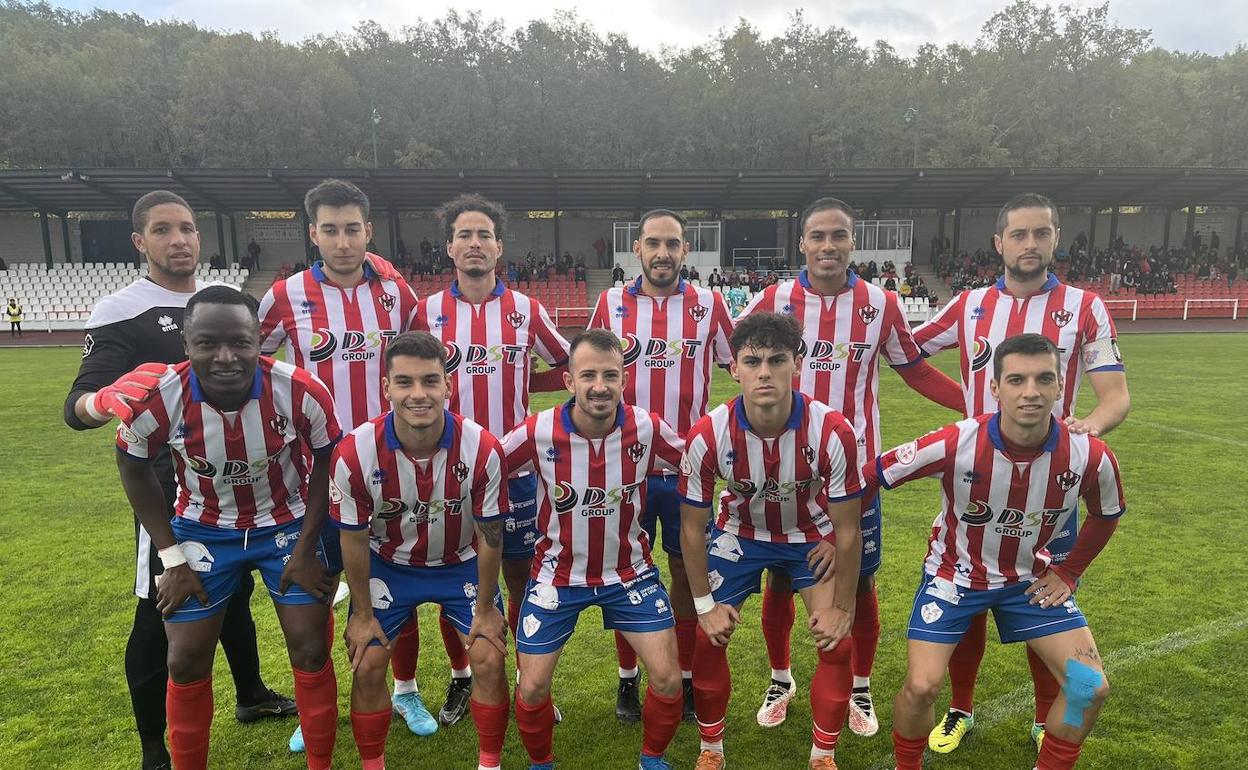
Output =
[
  {"x1": 354, "y1": 553, "x2": 504, "y2": 644},
  {"x1": 705, "y1": 527, "x2": 823, "y2": 607},
  {"x1": 906, "y1": 572, "x2": 1088, "y2": 645},
  {"x1": 515, "y1": 572, "x2": 675, "y2": 655},
  {"x1": 860, "y1": 494, "x2": 882, "y2": 577},
  {"x1": 503, "y1": 474, "x2": 539, "y2": 559},
  {"x1": 641, "y1": 474, "x2": 685, "y2": 558},
  {"x1": 166, "y1": 517, "x2": 331, "y2": 623}
]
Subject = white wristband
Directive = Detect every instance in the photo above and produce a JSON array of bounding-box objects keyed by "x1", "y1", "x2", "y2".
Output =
[
  {"x1": 159, "y1": 545, "x2": 188, "y2": 570},
  {"x1": 84, "y1": 392, "x2": 109, "y2": 422},
  {"x1": 693, "y1": 593, "x2": 716, "y2": 615}
]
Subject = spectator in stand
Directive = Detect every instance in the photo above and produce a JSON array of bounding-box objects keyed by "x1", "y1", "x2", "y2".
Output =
[
  {"x1": 0, "y1": 257, "x2": 8, "y2": 270},
  {"x1": 593, "y1": 235, "x2": 609, "y2": 266},
  {"x1": 574, "y1": 259, "x2": 587, "y2": 285},
  {"x1": 899, "y1": 278, "x2": 913, "y2": 298},
  {"x1": 689, "y1": 266, "x2": 701, "y2": 283},
  {"x1": 7, "y1": 297, "x2": 22, "y2": 337},
  {"x1": 884, "y1": 275, "x2": 897, "y2": 291},
  {"x1": 679, "y1": 264, "x2": 690, "y2": 281},
  {"x1": 518, "y1": 262, "x2": 532, "y2": 286},
  {"x1": 707, "y1": 268, "x2": 720, "y2": 289},
  {"x1": 726, "y1": 268, "x2": 740, "y2": 287},
  {"x1": 612, "y1": 263, "x2": 626, "y2": 283},
  {"x1": 507, "y1": 261, "x2": 519, "y2": 285}
]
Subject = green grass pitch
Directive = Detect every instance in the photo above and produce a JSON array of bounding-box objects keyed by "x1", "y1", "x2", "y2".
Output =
[{"x1": 1, "y1": 333, "x2": 1245, "y2": 769}]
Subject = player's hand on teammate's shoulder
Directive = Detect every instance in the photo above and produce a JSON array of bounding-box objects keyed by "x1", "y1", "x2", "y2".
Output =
[
  {"x1": 698, "y1": 603, "x2": 740, "y2": 647},
  {"x1": 466, "y1": 604, "x2": 508, "y2": 656},
  {"x1": 278, "y1": 548, "x2": 332, "y2": 600},
  {"x1": 155, "y1": 563, "x2": 209, "y2": 618},
  {"x1": 1063, "y1": 415, "x2": 1100, "y2": 436},
  {"x1": 807, "y1": 540, "x2": 836, "y2": 583},
  {"x1": 345, "y1": 611, "x2": 391, "y2": 671},
  {"x1": 1025, "y1": 569, "x2": 1074, "y2": 608},
  {"x1": 364, "y1": 253, "x2": 403, "y2": 281},
  {"x1": 91, "y1": 362, "x2": 168, "y2": 422},
  {"x1": 808, "y1": 605, "x2": 851, "y2": 651}
]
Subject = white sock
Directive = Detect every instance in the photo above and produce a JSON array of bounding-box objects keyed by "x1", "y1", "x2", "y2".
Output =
[
  {"x1": 451, "y1": 667, "x2": 472, "y2": 679},
  {"x1": 771, "y1": 668, "x2": 794, "y2": 685},
  {"x1": 619, "y1": 666, "x2": 639, "y2": 679},
  {"x1": 478, "y1": 765, "x2": 501, "y2": 770},
  {"x1": 394, "y1": 679, "x2": 418, "y2": 696},
  {"x1": 810, "y1": 746, "x2": 835, "y2": 760},
  {"x1": 681, "y1": 670, "x2": 693, "y2": 680},
  {"x1": 852, "y1": 676, "x2": 870, "y2": 690},
  {"x1": 700, "y1": 740, "x2": 724, "y2": 754}
]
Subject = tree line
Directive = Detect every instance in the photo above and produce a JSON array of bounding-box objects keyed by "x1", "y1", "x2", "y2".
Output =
[{"x1": 1, "y1": 0, "x2": 1245, "y2": 171}]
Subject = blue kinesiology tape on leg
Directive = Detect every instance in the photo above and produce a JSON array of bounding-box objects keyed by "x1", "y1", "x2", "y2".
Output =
[{"x1": 1062, "y1": 658, "x2": 1103, "y2": 729}]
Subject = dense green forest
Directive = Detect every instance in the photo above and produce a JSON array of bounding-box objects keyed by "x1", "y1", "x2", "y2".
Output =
[{"x1": 1, "y1": 0, "x2": 1245, "y2": 170}]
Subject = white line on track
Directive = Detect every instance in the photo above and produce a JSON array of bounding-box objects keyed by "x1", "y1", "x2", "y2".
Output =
[
  {"x1": 859, "y1": 612, "x2": 1248, "y2": 770},
  {"x1": 1131, "y1": 419, "x2": 1248, "y2": 449}
]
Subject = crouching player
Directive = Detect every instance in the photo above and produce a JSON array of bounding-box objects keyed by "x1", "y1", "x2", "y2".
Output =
[
  {"x1": 885, "y1": 333, "x2": 1123, "y2": 770},
  {"x1": 679, "y1": 312, "x2": 866, "y2": 770},
  {"x1": 330, "y1": 331, "x2": 511, "y2": 770},
  {"x1": 502, "y1": 329, "x2": 688, "y2": 770},
  {"x1": 114, "y1": 286, "x2": 342, "y2": 770}
]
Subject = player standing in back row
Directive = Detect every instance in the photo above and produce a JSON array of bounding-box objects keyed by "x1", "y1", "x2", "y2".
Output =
[
  {"x1": 588, "y1": 208, "x2": 735, "y2": 723},
  {"x1": 913, "y1": 192, "x2": 1130, "y2": 754},
  {"x1": 739, "y1": 197, "x2": 965, "y2": 735}
]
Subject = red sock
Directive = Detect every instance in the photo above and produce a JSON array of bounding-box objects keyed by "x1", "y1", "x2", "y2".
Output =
[
  {"x1": 391, "y1": 618, "x2": 420, "y2": 681},
  {"x1": 948, "y1": 612, "x2": 988, "y2": 714},
  {"x1": 1036, "y1": 732, "x2": 1083, "y2": 769},
  {"x1": 292, "y1": 659, "x2": 338, "y2": 770},
  {"x1": 350, "y1": 708, "x2": 392, "y2": 762},
  {"x1": 851, "y1": 587, "x2": 880, "y2": 680},
  {"x1": 675, "y1": 617, "x2": 697, "y2": 675},
  {"x1": 761, "y1": 583, "x2": 795, "y2": 671},
  {"x1": 166, "y1": 677, "x2": 213, "y2": 770},
  {"x1": 615, "y1": 630, "x2": 638, "y2": 672},
  {"x1": 810, "y1": 639, "x2": 852, "y2": 750},
  {"x1": 691, "y1": 626, "x2": 731, "y2": 743},
  {"x1": 471, "y1": 698, "x2": 510, "y2": 768},
  {"x1": 514, "y1": 692, "x2": 555, "y2": 764},
  {"x1": 893, "y1": 729, "x2": 927, "y2": 770},
  {"x1": 441, "y1": 614, "x2": 470, "y2": 672},
  {"x1": 641, "y1": 684, "x2": 684, "y2": 757},
  {"x1": 1027, "y1": 645, "x2": 1059, "y2": 725}
]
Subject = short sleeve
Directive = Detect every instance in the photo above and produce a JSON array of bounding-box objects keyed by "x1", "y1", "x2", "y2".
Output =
[
  {"x1": 588, "y1": 291, "x2": 610, "y2": 330},
  {"x1": 648, "y1": 414, "x2": 686, "y2": 475},
  {"x1": 737, "y1": 285, "x2": 774, "y2": 319},
  {"x1": 877, "y1": 424, "x2": 959, "y2": 489},
  {"x1": 1079, "y1": 296, "x2": 1124, "y2": 372},
  {"x1": 115, "y1": 386, "x2": 173, "y2": 462},
  {"x1": 529, "y1": 300, "x2": 571, "y2": 366},
  {"x1": 473, "y1": 438, "x2": 508, "y2": 521},
  {"x1": 1080, "y1": 439, "x2": 1126, "y2": 518},
  {"x1": 501, "y1": 418, "x2": 537, "y2": 476},
  {"x1": 257, "y1": 284, "x2": 289, "y2": 356},
  {"x1": 709, "y1": 292, "x2": 735, "y2": 366},
  {"x1": 912, "y1": 292, "x2": 966, "y2": 356},
  {"x1": 881, "y1": 291, "x2": 923, "y2": 367},
  {"x1": 820, "y1": 412, "x2": 865, "y2": 502},
  {"x1": 677, "y1": 416, "x2": 718, "y2": 507},
  {"x1": 329, "y1": 442, "x2": 371, "y2": 530},
  {"x1": 295, "y1": 371, "x2": 342, "y2": 454}
]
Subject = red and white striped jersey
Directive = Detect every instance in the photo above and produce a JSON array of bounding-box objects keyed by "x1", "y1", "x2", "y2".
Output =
[
  {"x1": 877, "y1": 413, "x2": 1125, "y2": 589},
  {"x1": 502, "y1": 401, "x2": 685, "y2": 587},
  {"x1": 329, "y1": 411, "x2": 507, "y2": 567},
  {"x1": 679, "y1": 393, "x2": 864, "y2": 543},
  {"x1": 258, "y1": 260, "x2": 419, "y2": 431},
  {"x1": 588, "y1": 278, "x2": 734, "y2": 437},
  {"x1": 116, "y1": 358, "x2": 341, "y2": 529},
  {"x1": 740, "y1": 270, "x2": 923, "y2": 459},
  {"x1": 413, "y1": 279, "x2": 570, "y2": 439},
  {"x1": 913, "y1": 274, "x2": 1123, "y2": 419}
]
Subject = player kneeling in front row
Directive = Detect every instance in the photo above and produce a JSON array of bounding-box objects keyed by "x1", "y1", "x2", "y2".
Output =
[
  {"x1": 503, "y1": 328, "x2": 688, "y2": 770},
  {"x1": 114, "y1": 286, "x2": 342, "y2": 770},
  {"x1": 885, "y1": 333, "x2": 1123, "y2": 770},
  {"x1": 680, "y1": 312, "x2": 866, "y2": 770},
  {"x1": 331, "y1": 331, "x2": 512, "y2": 770}
]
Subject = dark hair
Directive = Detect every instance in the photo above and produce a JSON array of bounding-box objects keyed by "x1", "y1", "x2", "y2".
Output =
[
  {"x1": 132, "y1": 190, "x2": 194, "y2": 233},
  {"x1": 304, "y1": 178, "x2": 370, "y2": 223},
  {"x1": 731, "y1": 312, "x2": 803, "y2": 357},
  {"x1": 385, "y1": 331, "x2": 447, "y2": 371},
  {"x1": 568, "y1": 328, "x2": 623, "y2": 362},
  {"x1": 992, "y1": 332, "x2": 1060, "y2": 377},
  {"x1": 436, "y1": 193, "x2": 507, "y2": 243},
  {"x1": 996, "y1": 192, "x2": 1059, "y2": 235},
  {"x1": 799, "y1": 196, "x2": 857, "y2": 234},
  {"x1": 184, "y1": 285, "x2": 259, "y2": 327},
  {"x1": 637, "y1": 208, "x2": 686, "y2": 239}
]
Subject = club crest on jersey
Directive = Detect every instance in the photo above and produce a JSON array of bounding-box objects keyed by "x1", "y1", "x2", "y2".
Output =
[
  {"x1": 378, "y1": 293, "x2": 396, "y2": 312},
  {"x1": 268, "y1": 414, "x2": 288, "y2": 434},
  {"x1": 329, "y1": 479, "x2": 344, "y2": 504},
  {"x1": 627, "y1": 442, "x2": 646, "y2": 464},
  {"x1": 453, "y1": 460, "x2": 470, "y2": 483},
  {"x1": 1051, "y1": 308, "x2": 1073, "y2": 327},
  {"x1": 506, "y1": 311, "x2": 526, "y2": 329},
  {"x1": 858, "y1": 303, "x2": 879, "y2": 324},
  {"x1": 1055, "y1": 469, "x2": 1081, "y2": 491},
  {"x1": 970, "y1": 336, "x2": 993, "y2": 372},
  {"x1": 688, "y1": 303, "x2": 708, "y2": 322},
  {"x1": 800, "y1": 446, "x2": 817, "y2": 466}
]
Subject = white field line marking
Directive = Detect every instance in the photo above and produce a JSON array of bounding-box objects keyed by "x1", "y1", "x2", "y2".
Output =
[
  {"x1": 860, "y1": 612, "x2": 1248, "y2": 770},
  {"x1": 1131, "y1": 419, "x2": 1248, "y2": 449}
]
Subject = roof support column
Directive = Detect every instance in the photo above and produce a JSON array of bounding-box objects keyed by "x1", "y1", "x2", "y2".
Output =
[
  {"x1": 1185, "y1": 204, "x2": 1197, "y2": 249},
  {"x1": 302, "y1": 212, "x2": 314, "y2": 264},
  {"x1": 1108, "y1": 206, "x2": 1120, "y2": 248},
  {"x1": 951, "y1": 208, "x2": 962, "y2": 255},
  {"x1": 1234, "y1": 207, "x2": 1244, "y2": 255},
  {"x1": 786, "y1": 210, "x2": 795, "y2": 268},
  {"x1": 1088, "y1": 208, "x2": 1098, "y2": 252},
  {"x1": 1162, "y1": 208, "x2": 1173, "y2": 251},
  {"x1": 60, "y1": 214, "x2": 72, "y2": 263},
  {"x1": 214, "y1": 211, "x2": 227, "y2": 267},
  {"x1": 390, "y1": 211, "x2": 401, "y2": 261},
  {"x1": 228, "y1": 215, "x2": 240, "y2": 265},
  {"x1": 39, "y1": 210, "x2": 53, "y2": 268}
]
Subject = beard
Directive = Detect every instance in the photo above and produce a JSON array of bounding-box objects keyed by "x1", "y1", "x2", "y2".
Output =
[{"x1": 642, "y1": 263, "x2": 679, "y2": 288}]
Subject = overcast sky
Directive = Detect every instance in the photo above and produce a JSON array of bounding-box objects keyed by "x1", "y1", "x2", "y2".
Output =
[{"x1": 56, "y1": 0, "x2": 1246, "y2": 55}]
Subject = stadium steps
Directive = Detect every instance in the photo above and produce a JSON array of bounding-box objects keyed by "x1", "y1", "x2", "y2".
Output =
[
  {"x1": 583, "y1": 269, "x2": 615, "y2": 304},
  {"x1": 241, "y1": 269, "x2": 281, "y2": 300}
]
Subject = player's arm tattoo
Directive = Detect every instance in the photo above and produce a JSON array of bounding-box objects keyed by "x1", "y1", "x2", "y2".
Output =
[{"x1": 476, "y1": 519, "x2": 504, "y2": 548}]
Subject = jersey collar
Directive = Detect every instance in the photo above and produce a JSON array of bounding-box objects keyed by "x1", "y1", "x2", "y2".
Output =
[
  {"x1": 733, "y1": 391, "x2": 805, "y2": 434},
  {"x1": 188, "y1": 366, "x2": 263, "y2": 403},
  {"x1": 995, "y1": 271, "x2": 1060, "y2": 295},
  {"x1": 310, "y1": 259, "x2": 378, "y2": 284},
  {"x1": 560, "y1": 397, "x2": 626, "y2": 436},
  {"x1": 797, "y1": 268, "x2": 858, "y2": 293},
  {"x1": 626, "y1": 275, "x2": 688, "y2": 296},
  {"x1": 384, "y1": 410, "x2": 456, "y2": 452},
  {"x1": 450, "y1": 277, "x2": 506, "y2": 300},
  {"x1": 987, "y1": 412, "x2": 1060, "y2": 453}
]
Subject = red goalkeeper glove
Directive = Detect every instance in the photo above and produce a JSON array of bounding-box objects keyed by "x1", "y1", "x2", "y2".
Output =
[
  {"x1": 86, "y1": 363, "x2": 168, "y2": 422},
  {"x1": 364, "y1": 252, "x2": 404, "y2": 281}
]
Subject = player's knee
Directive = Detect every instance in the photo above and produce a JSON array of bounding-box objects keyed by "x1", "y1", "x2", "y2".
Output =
[
  {"x1": 467, "y1": 642, "x2": 504, "y2": 684},
  {"x1": 1061, "y1": 657, "x2": 1108, "y2": 717},
  {"x1": 166, "y1": 649, "x2": 211, "y2": 684},
  {"x1": 517, "y1": 675, "x2": 551, "y2": 706},
  {"x1": 647, "y1": 663, "x2": 682, "y2": 697},
  {"x1": 901, "y1": 671, "x2": 944, "y2": 707},
  {"x1": 817, "y1": 638, "x2": 851, "y2": 664},
  {"x1": 353, "y1": 651, "x2": 389, "y2": 689},
  {"x1": 287, "y1": 633, "x2": 328, "y2": 672}
]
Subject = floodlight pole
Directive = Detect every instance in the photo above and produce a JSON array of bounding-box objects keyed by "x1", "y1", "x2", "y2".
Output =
[
  {"x1": 903, "y1": 107, "x2": 920, "y2": 167},
  {"x1": 371, "y1": 107, "x2": 381, "y2": 168}
]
